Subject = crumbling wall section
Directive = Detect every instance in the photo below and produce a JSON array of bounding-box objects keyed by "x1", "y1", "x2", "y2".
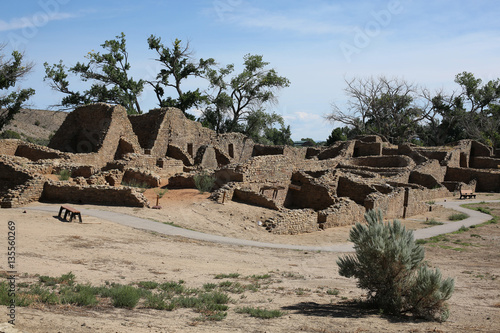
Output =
[
  {"x1": 470, "y1": 157, "x2": 500, "y2": 169},
  {"x1": 317, "y1": 198, "x2": 365, "y2": 228},
  {"x1": 0, "y1": 139, "x2": 19, "y2": 156},
  {"x1": 41, "y1": 181, "x2": 150, "y2": 207},
  {"x1": 445, "y1": 167, "x2": 500, "y2": 192},
  {"x1": 232, "y1": 188, "x2": 280, "y2": 210},
  {"x1": 263, "y1": 209, "x2": 318, "y2": 234}
]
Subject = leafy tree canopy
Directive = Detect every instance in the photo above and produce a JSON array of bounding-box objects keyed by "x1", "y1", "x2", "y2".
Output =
[
  {"x1": 0, "y1": 44, "x2": 35, "y2": 131},
  {"x1": 44, "y1": 32, "x2": 144, "y2": 114}
]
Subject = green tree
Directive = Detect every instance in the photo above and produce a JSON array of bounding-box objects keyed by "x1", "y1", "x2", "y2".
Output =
[
  {"x1": 202, "y1": 54, "x2": 290, "y2": 134},
  {"x1": 147, "y1": 36, "x2": 215, "y2": 117},
  {"x1": 44, "y1": 32, "x2": 144, "y2": 114},
  {"x1": 0, "y1": 45, "x2": 35, "y2": 131},
  {"x1": 337, "y1": 209, "x2": 454, "y2": 321},
  {"x1": 326, "y1": 127, "x2": 348, "y2": 145}
]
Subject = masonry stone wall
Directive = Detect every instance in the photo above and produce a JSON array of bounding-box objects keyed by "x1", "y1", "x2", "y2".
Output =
[
  {"x1": 354, "y1": 141, "x2": 382, "y2": 156},
  {"x1": 49, "y1": 104, "x2": 142, "y2": 168},
  {"x1": 41, "y1": 182, "x2": 149, "y2": 207},
  {"x1": 445, "y1": 167, "x2": 500, "y2": 192},
  {"x1": 0, "y1": 139, "x2": 19, "y2": 156},
  {"x1": 283, "y1": 172, "x2": 335, "y2": 210},
  {"x1": 263, "y1": 209, "x2": 318, "y2": 235},
  {"x1": 470, "y1": 157, "x2": 500, "y2": 169},
  {"x1": 317, "y1": 198, "x2": 365, "y2": 228},
  {"x1": 122, "y1": 168, "x2": 161, "y2": 187},
  {"x1": 232, "y1": 188, "x2": 280, "y2": 210}
]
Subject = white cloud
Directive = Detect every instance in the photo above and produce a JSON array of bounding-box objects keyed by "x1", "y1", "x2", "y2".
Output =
[{"x1": 0, "y1": 12, "x2": 75, "y2": 32}]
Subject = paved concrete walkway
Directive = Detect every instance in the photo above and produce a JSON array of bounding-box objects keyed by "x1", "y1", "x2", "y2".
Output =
[{"x1": 21, "y1": 199, "x2": 497, "y2": 253}]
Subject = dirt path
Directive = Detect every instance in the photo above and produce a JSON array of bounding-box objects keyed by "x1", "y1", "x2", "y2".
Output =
[{"x1": 22, "y1": 198, "x2": 498, "y2": 252}]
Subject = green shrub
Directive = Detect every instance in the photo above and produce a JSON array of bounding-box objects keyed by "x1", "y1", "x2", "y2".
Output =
[
  {"x1": 0, "y1": 130, "x2": 21, "y2": 139},
  {"x1": 137, "y1": 281, "x2": 159, "y2": 290},
  {"x1": 110, "y1": 285, "x2": 141, "y2": 309},
  {"x1": 425, "y1": 218, "x2": 444, "y2": 226},
  {"x1": 326, "y1": 288, "x2": 340, "y2": 296},
  {"x1": 235, "y1": 307, "x2": 284, "y2": 319},
  {"x1": 214, "y1": 273, "x2": 240, "y2": 279},
  {"x1": 193, "y1": 171, "x2": 216, "y2": 193},
  {"x1": 58, "y1": 169, "x2": 71, "y2": 181},
  {"x1": 448, "y1": 213, "x2": 469, "y2": 221},
  {"x1": 337, "y1": 209, "x2": 454, "y2": 322},
  {"x1": 60, "y1": 285, "x2": 98, "y2": 307},
  {"x1": 121, "y1": 179, "x2": 149, "y2": 189}
]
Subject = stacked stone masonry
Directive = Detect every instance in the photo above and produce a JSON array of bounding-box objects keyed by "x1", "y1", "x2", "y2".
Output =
[{"x1": 1, "y1": 103, "x2": 499, "y2": 234}]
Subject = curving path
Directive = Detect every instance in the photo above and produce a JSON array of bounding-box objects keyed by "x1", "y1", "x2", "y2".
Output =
[{"x1": 21, "y1": 199, "x2": 497, "y2": 253}]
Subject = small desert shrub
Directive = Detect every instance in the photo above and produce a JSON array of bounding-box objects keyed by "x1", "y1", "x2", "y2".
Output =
[
  {"x1": 0, "y1": 130, "x2": 21, "y2": 139},
  {"x1": 110, "y1": 285, "x2": 141, "y2": 309},
  {"x1": 121, "y1": 179, "x2": 149, "y2": 189},
  {"x1": 58, "y1": 169, "x2": 71, "y2": 181},
  {"x1": 235, "y1": 307, "x2": 284, "y2": 319},
  {"x1": 448, "y1": 213, "x2": 469, "y2": 221},
  {"x1": 156, "y1": 188, "x2": 168, "y2": 198},
  {"x1": 60, "y1": 285, "x2": 98, "y2": 307},
  {"x1": 425, "y1": 218, "x2": 444, "y2": 226},
  {"x1": 194, "y1": 171, "x2": 216, "y2": 193},
  {"x1": 327, "y1": 288, "x2": 340, "y2": 296},
  {"x1": 137, "y1": 281, "x2": 159, "y2": 290},
  {"x1": 214, "y1": 273, "x2": 240, "y2": 279},
  {"x1": 337, "y1": 209, "x2": 455, "y2": 322}
]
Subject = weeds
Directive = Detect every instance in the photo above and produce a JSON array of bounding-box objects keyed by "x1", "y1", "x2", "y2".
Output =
[
  {"x1": 121, "y1": 179, "x2": 150, "y2": 190},
  {"x1": 194, "y1": 171, "x2": 216, "y2": 193},
  {"x1": 58, "y1": 169, "x2": 71, "y2": 181},
  {"x1": 326, "y1": 288, "x2": 340, "y2": 296},
  {"x1": 214, "y1": 273, "x2": 240, "y2": 279},
  {"x1": 110, "y1": 285, "x2": 141, "y2": 308},
  {"x1": 448, "y1": 213, "x2": 469, "y2": 221},
  {"x1": 425, "y1": 218, "x2": 444, "y2": 225},
  {"x1": 235, "y1": 307, "x2": 284, "y2": 319}
]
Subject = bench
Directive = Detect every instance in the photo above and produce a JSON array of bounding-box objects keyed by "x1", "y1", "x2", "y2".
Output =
[
  {"x1": 58, "y1": 205, "x2": 83, "y2": 222},
  {"x1": 459, "y1": 189, "x2": 476, "y2": 199}
]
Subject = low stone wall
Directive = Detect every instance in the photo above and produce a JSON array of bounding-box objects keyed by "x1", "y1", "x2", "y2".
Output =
[
  {"x1": 41, "y1": 182, "x2": 150, "y2": 207},
  {"x1": 263, "y1": 209, "x2": 318, "y2": 235},
  {"x1": 445, "y1": 167, "x2": 500, "y2": 192},
  {"x1": 14, "y1": 143, "x2": 65, "y2": 161},
  {"x1": 232, "y1": 188, "x2": 280, "y2": 210},
  {"x1": 122, "y1": 168, "x2": 161, "y2": 187},
  {"x1": 0, "y1": 139, "x2": 20, "y2": 156},
  {"x1": 318, "y1": 198, "x2": 365, "y2": 228},
  {"x1": 470, "y1": 157, "x2": 500, "y2": 169},
  {"x1": 1, "y1": 176, "x2": 46, "y2": 208}
]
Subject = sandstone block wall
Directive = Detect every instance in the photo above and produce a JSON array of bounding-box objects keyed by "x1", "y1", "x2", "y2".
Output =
[
  {"x1": 41, "y1": 182, "x2": 150, "y2": 207},
  {"x1": 264, "y1": 209, "x2": 318, "y2": 235},
  {"x1": 445, "y1": 167, "x2": 500, "y2": 192},
  {"x1": 318, "y1": 198, "x2": 365, "y2": 228}
]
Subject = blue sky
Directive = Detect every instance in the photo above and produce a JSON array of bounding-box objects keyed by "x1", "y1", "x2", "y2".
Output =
[{"x1": 2, "y1": 0, "x2": 499, "y2": 141}]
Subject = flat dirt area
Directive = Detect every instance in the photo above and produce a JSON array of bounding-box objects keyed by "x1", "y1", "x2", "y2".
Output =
[{"x1": 1, "y1": 190, "x2": 499, "y2": 332}]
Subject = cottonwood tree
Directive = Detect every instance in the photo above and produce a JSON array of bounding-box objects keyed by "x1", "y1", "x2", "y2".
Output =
[
  {"x1": 327, "y1": 76, "x2": 431, "y2": 144},
  {"x1": 0, "y1": 44, "x2": 35, "y2": 131},
  {"x1": 44, "y1": 32, "x2": 144, "y2": 114},
  {"x1": 147, "y1": 36, "x2": 216, "y2": 118},
  {"x1": 417, "y1": 72, "x2": 500, "y2": 147},
  {"x1": 201, "y1": 54, "x2": 290, "y2": 135}
]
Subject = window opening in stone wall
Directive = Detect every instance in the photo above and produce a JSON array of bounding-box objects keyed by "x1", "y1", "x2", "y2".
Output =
[
  {"x1": 187, "y1": 143, "x2": 193, "y2": 157},
  {"x1": 228, "y1": 143, "x2": 234, "y2": 158}
]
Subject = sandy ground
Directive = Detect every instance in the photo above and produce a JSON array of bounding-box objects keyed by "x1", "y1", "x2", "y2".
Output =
[{"x1": 0, "y1": 190, "x2": 499, "y2": 332}]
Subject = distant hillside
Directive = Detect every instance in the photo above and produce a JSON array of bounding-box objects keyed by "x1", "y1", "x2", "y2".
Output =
[{"x1": 1, "y1": 108, "x2": 67, "y2": 145}]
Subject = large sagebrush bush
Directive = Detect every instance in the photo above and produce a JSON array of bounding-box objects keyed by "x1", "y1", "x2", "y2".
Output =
[{"x1": 337, "y1": 209, "x2": 454, "y2": 322}]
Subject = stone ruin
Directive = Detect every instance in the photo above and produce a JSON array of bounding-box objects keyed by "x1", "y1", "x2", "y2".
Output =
[{"x1": 1, "y1": 103, "x2": 500, "y2": 234}]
